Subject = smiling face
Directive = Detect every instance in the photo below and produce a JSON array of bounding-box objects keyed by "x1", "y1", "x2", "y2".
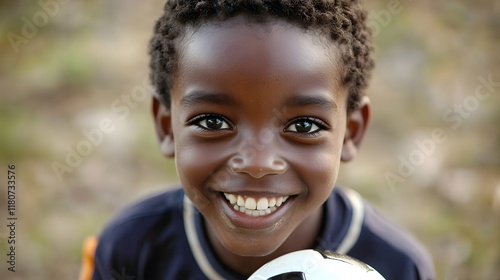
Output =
[{"x1": 153, "y1": 16, "x2": 370, "y2": 274}]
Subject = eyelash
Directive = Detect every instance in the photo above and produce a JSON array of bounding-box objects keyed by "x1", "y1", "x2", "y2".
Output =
[
  {"x1": 284, "y1": 117, "x2": 329, "y2": 137},
  {"x1": 187, "y1": 114, "x2": 232, "y2": 131},
  {"x1": 187, "y1": 114, "x2": 328, "y2": 136}
]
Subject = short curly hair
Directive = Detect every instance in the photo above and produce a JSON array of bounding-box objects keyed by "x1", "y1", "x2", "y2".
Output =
[{"x1": 149, "y1": 0, "x2": 374, "y2": 112}]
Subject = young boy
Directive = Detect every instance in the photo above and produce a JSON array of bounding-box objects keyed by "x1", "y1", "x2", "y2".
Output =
[{"x1": 87, "y1": 1, "x2": 435, "y2": 279}]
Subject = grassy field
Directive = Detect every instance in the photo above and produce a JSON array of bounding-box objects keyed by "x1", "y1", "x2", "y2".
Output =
[{"x1": 1, "y1": 0, "x2": 499, "y2": 279}]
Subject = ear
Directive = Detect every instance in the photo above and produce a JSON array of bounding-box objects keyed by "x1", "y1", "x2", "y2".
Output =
[
  {"x1": 341, "y1": 96, "x2": 371, "y2": 162},
  {"x1": 152, "y1": 96, "x2": 175, "y2": 158}
]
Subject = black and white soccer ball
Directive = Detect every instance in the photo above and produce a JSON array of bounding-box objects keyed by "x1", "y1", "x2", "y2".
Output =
[{"x1": 248, "y1": 249, "x2": 386, "y2": 280}]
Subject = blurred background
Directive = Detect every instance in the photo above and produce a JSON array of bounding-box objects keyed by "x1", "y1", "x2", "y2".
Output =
[{"x1": 0, "y1": 0, "x2": 498, "y2": 279}]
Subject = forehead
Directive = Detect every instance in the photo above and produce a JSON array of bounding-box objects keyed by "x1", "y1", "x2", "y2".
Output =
[{"x1": 173, "y1": 16, "x2": 345, "y2": 104}]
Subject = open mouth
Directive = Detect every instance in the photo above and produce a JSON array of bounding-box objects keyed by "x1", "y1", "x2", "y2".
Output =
[{"x1": 221, "y1": 192, "x2": 290, "y2": 217}]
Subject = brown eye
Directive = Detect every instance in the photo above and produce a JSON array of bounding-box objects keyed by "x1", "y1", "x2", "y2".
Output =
[
  {"x1": 293, "y1": 120, "x2": 313, "y2": 133},
  {"x1": 191, "y1": 114, "x2": 231, "y2": 130},
  {"x1": 204, "y1": 117, "x2": 225, "y2": 129},
  {"x1": 285, "y1": 117, "x2": 325, "y2": 134}
]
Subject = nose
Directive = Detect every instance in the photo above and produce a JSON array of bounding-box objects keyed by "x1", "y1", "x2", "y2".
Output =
[{"x1": 229, "y1": 148, "x2": 287, "y2": 178}]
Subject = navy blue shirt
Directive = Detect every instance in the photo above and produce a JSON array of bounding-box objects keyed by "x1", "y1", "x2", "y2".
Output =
[{"x1": 93, "y1": 187, "x2": 435, "y2": 280}]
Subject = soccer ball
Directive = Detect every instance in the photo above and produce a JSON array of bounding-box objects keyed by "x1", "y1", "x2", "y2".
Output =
[{"x1": 248, "y1": 249, "x2": 386, "y2": 280}]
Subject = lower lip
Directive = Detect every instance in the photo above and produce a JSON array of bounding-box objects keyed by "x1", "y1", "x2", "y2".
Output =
[{"x1": 217, "y1": 193, "x2": 294, "y2": 230}]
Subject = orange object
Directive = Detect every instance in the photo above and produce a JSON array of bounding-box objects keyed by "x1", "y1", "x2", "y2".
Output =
[{"x1": 79, "y1": 236, "x2": 98, "y2": 280}]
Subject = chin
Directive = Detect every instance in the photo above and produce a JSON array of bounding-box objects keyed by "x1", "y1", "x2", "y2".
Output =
[{"x1": 219, "y1": 230, "x2": 287, "y2": 257}]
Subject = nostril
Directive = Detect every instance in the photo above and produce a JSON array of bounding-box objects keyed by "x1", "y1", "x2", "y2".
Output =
[
  {"x1": 272, "y1": 160, "x2": 287, "y2": 171},
  {"x1": 229, "y1": 156, "x2": 287, "y2": 177},
  {"x1": 229, "y1": 157, "x2": 244, "y2": 172}
]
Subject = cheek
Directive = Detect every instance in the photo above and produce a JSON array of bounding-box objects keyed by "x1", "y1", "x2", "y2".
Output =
[
  {"x1": 174, "y1": 136, "x2": 234, "y2": 203},
  {"x1": 176, "y1": 143, "x2": 215, "y2": 186},
  {"x1": 289, "y1": 135, "x2": 345, "y2": 199},
  {"x1": 175, "y1": 146, "x2": 211, "y2": 209},
  {"x1": 172, "y1": 119, "x2": 214, "y2": 187},
  {"x1": 304, "y1": 148, "x2": 341, "y2": 192}
]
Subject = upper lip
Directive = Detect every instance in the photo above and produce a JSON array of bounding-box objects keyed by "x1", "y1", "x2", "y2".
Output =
[{"x1": 205, "y1": 174, "x2": 302, "y2": 197}]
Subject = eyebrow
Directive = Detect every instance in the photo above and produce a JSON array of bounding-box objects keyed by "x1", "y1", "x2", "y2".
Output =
[
  {"x1": 180, "y1": 91, "x2": 237, "y2": 107},
  {"x1": 282, "y1": 94, "x2": 338, "y2": 111}
]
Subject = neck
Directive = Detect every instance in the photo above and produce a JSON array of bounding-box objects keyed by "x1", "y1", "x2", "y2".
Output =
[{"x1": 206, "y1": 206, "x2": 324, "y2": 276}]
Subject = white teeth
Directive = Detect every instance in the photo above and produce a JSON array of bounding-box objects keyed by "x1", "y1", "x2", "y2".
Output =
[
  {"x1": 276, "y1": 197, "x2": 283, "y2": 207},
  {"x1": 237, "y1": 196, "x2": 245, "y2": 207},
  {"x1": 268, "y1": 197, "x2": 276, "y2": 207},
  {"x1": 222, "y1": 193, "x2": 291, "y2": 217},
  {"x1": 245, "y1": 197, "x2": 257, "y2": 210},
  {"x1": 257, "y1": 198, "x2": 268, "y2": 210}
]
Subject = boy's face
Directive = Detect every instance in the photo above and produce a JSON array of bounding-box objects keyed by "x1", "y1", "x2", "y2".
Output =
[{"x1": 154, "y1": 17, "x2": 369, "y2": 259}]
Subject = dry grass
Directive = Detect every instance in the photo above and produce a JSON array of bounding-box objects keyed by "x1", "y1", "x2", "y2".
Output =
[{"x1": 1, "y1": 0, "x2": 499, "y2": 279}]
